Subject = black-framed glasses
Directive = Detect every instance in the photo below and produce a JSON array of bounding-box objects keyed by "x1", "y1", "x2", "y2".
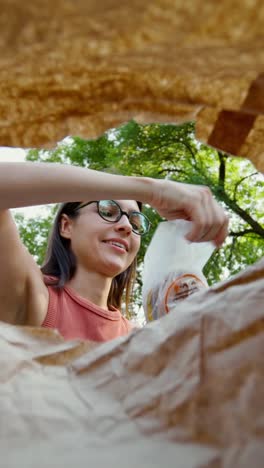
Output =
[{"x1": 74, "y1": 200, "x2": 151, "y2": 236}]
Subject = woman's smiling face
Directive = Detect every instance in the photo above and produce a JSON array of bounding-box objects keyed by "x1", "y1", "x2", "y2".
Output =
[{"x1": 60, "y1": 200, "x2": 141, "y2": 278}]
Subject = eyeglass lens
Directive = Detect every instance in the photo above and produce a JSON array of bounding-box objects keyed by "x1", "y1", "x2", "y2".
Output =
[{"x1": 98, "y1": 200, "x2": 148, "y2": 235}]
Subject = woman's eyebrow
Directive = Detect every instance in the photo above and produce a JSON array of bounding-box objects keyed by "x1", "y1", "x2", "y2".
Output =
[
  {"x1": 124, "y1": 205, "x2": 140, "y2": 213},
  {"x1": 115, "y1": 201, "x2": 140, "y2": 212}
]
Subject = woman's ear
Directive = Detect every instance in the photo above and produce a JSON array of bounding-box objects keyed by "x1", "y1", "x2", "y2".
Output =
[{"x1": 60, "y1": 214, "x2": 73, "y2": 239}]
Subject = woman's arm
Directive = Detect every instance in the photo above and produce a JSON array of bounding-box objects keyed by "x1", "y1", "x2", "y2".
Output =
[
  {"x1": 0, "y1": 161, "x2": 228, "y2": 246},
  {"x1": 0, "y1": 162, "x2": 151, "y2": 209}
]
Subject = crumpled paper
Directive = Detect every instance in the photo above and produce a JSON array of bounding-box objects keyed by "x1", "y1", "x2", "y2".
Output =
[
  {"x1": 196, "y1": 72, "x2": 264, "y2": 173},
  {"x1": 1, "y1": 256, "x2": 264, "y2": 468}
]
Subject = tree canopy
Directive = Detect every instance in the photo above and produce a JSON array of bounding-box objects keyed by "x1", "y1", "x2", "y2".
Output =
[{"x1": 18, "y1": 120, "x2": 264, "y2": 317}]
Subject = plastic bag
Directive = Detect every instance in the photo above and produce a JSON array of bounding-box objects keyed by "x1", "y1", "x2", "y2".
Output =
[{"x1": 142, "y1": 220, "x2": 215, "y2": 321}]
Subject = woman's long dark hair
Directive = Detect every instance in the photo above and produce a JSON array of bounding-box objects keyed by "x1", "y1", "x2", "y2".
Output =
[{"x1": 41, "y1": 201, "x2": 142, "y2": 315}]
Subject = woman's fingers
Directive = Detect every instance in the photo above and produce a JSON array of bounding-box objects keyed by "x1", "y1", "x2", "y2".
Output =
[
  {"x1": 185, "y1": 197, "x2": 210, "y2": 242},
  {"x1": 211, "y1": 215, "x2": 229, "y2": 247},
  {"x1": 151, "y1": 180, "x2": 229, "y2": 245},
  {"x1": 200, "y1": 198, "x2": 229, "y2": 246},
  {"x1": 185, "y1": 190, "x2": 229, "y2": 245}
]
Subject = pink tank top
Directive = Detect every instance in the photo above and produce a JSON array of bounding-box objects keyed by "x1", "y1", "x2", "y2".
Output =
[{"x1": 42, "y1": 277, "x2": 133, "y2": 342}]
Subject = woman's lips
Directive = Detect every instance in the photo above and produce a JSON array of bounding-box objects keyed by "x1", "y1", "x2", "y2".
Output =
[{"x1": 103, "y1": 240, "x2": 127, "y2": 253}]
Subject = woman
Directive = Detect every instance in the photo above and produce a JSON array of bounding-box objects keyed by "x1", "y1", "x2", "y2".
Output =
[{"x1": 0, "y1": 161, "x2": 228, "y2": 341}]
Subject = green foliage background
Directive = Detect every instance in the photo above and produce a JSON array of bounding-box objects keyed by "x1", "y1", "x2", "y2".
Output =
[{"x1": 16, "y1": 120, "x2": 264, "y2": 317}]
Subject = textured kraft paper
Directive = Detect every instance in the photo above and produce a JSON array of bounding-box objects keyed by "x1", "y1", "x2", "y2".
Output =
[
  {"x1": 1, "y1": 257, "x2": 264, "y2": 468},
  {"x1": 0, "y1": 1, "x2": 264, "y2": 172},
  {"x1": 196, "y1": 72, "x2": 264, "y2": 173}
]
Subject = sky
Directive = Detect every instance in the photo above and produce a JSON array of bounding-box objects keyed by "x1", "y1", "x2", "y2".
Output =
[{"x1": 0, "y1": 146, "x2": 26, "y2": 162}]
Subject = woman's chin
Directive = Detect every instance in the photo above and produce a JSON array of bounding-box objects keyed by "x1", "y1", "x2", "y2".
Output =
[{"x1": 100, "y1": 260, "x2": 127, "y2": 278}]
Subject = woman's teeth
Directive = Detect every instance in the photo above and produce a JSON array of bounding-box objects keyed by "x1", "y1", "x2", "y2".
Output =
[{"x1": 106, "y1": 241, "x2": 126, "y2": 250}]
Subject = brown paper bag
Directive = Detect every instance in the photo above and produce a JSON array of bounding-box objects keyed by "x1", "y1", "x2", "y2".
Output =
[{"x1": 1, "y1": 257, "x2": 264, "y2": 467}]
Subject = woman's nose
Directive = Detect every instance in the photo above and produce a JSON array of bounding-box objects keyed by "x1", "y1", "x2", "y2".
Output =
[{"x1": 114, "y1": 214, "x2": 133, "y2": 234}]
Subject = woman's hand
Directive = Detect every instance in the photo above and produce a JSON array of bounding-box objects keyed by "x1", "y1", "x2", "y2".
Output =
[{"x1": 149, "y1": 179, "x2": 229, "y2": 247}]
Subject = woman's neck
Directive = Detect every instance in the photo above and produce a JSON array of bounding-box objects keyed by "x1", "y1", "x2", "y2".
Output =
[{"x1": 66, "y1": 267, "x2": 112, "y2": 310}]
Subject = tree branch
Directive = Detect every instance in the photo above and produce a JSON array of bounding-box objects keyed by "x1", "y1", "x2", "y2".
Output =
[
  {"x1": 136, "y1": 138, "x2": 196, "y2": 161},
  {"x1": 232, "y1": 172, "x2": 258, "y2": 201},
  {"x1": 218, "y1": 152, "x2": 227, "y2": 190},
  {"x1": 229, "y1": 229, "x2": 258, "y2": 238},
  {"x1": 214, "y1": 189, "x2": 264, "y2": 237},
  {"x1": 157, "y1": 168, "x2": 189, "y2": 176}
]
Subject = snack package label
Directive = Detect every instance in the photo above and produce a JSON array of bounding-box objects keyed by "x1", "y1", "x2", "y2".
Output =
[{"x1": 164, "y1": 274, "x2": 206, "y2": 313}]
